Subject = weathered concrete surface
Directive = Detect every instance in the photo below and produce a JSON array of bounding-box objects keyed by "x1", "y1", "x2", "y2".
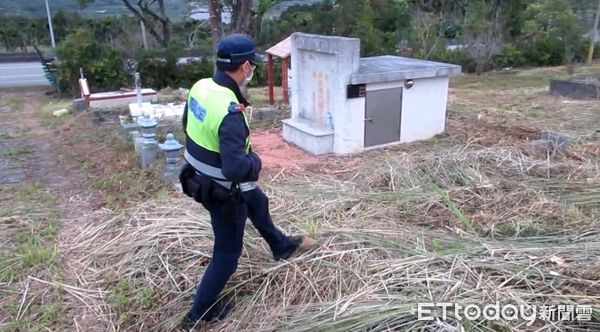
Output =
[
  {"x1": 530, "y1": 139, "x2": 554, "y2": 155},
  {"x1": 256, "y1": 108, "x2": 277, "y2": 121},
  {"x1": 550, "y1": 76, "x2": 600, "y2": 99},
  {"x1": 351, "y1": 55, "x2": 461, "y2": 84},
  {"x1": 286, "y1": 33, "x2": 362, "y2": 155},
  {"x1": 0, "y1": 62, "x2": 50, "y2": 88},
  {"x1": 290, "y1": 33, "x2": 360, "y2": 124},
  {"x1": 285, "y1": 33, "x2": 458, "y2": 155},
  {"x1": 540, "y1": 131, "x2": 569, "y2": 152},
  {"x1": 129, "y1": 102, "x2": 184, "y2": 121},
  {"x1": 282, "y1": 118, "x2": 334, "y2": 155}
]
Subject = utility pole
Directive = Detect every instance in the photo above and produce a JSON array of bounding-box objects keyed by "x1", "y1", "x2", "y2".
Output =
[
  {"x1": 587, "y1": 0, "x2": 600, "y2": 65},
  {"x1": 45, "y1": 0, "x2": 56, "y2": 49},
  {"x1": 140, "y1": 20, "x2": 149, "y2": 49}
]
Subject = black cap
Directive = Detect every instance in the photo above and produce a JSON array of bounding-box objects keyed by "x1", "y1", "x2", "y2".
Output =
[{"x1": 216, "y1": 34, "x2": 262, "y2": 71}]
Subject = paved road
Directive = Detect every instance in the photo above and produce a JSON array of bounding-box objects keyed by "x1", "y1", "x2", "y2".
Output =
[{"x1": 0, "y1": 62, "x2": 51, "y2": 88}]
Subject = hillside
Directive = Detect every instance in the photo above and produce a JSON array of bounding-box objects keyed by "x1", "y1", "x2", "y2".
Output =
[
  {"x1": 0, "y1": 0, "x2": 191, "y2": 21},
  {"x1": 0, "y1": 0, "x2": 323, "y2": 22}
]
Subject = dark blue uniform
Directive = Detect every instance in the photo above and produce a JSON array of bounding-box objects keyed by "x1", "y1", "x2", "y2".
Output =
[{"x1": 181, "y1": 35, "x2": 299, "y2": 327}]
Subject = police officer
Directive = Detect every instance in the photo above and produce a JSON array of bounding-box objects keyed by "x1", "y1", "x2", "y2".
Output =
[{"x1": 179, "y1": 34, "x2": 312, "y2": 330}]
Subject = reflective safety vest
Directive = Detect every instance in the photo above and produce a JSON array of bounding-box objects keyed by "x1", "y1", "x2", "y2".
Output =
[
  {"x1": 185, "y1": 78, "x2": 250, "y2": 154},
  {"x1": 184, "y1": 78, "x2": 257, "y2": 192}
]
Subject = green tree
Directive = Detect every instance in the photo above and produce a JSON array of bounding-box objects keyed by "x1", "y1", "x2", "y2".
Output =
[
  {"x1": 523, "y1": 0, "x2": 585, "y2": 66},
  {"x1": 259, "y1": 0, "x2": 409, "y2": 56},
  {"x1": 225, "y1": 0, "x2": 252, "y2": 35},
  {"x1": 410, "y1": 7, "x2": 446, "y2": 59},
  {"x1": 331, "y1": 0, "x2": 411, "y2": 55},
  {"x1": 251, "y1": 0, "x2": 281, "y2": 38},
  {"x1": 373, "y1": 0, "x2": 411, "y2": 52},
  {"x1": 258, "y1": 1, "x2": 334, "y2": 46},
  {"x1": 501, "y1": 0, "x2": 528, "y2": 40},
  {"x1": 462, "y1": 0, "x2": 503, "y2": 74},
  {"x1": 334, "y1": 0, "x2": 383, "y2": 55}
]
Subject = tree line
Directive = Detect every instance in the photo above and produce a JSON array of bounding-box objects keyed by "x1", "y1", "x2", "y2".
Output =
[{"x1": 1, "y1": 0, "x2": 598, "y2": 93}]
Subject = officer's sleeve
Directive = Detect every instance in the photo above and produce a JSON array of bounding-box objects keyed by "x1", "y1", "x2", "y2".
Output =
[
  {"x1": 218, "y1": 112, "x2": 262, "y2": 182},
  {"x1": 182, "y1": 102, "x2": 188, "y2": 134}
]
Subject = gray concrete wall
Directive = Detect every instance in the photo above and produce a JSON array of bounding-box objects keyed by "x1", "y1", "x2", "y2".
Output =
[
  {"x1": 285, "y1": 33, "x2": 455, "y2": 155},
  {"x1": 288, "y1": 33, "x2": 362, "y2": 155}
]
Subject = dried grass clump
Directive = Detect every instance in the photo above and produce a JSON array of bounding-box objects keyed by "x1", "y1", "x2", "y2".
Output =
[{"x1": 52, "y1": 142, "x2": 599, "y2": 331}]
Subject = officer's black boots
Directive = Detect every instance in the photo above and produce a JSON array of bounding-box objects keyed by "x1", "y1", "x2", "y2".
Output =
[
  {"x1": 274, "y1": 235, "x2": 316, "y2": 261},
  {"x1": 180, "y1": 234, "x2": 316, "y2": 330},
  {"x1": 179, "y1": 298, "x2": 235, "y2": 331},
  {"x1": 178, "y1": 314, "x2": 197, "y2": 331}
]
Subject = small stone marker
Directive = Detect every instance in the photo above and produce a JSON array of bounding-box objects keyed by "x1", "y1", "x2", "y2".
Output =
[
  {"x1": 260, "y1": 107, "x2": 277, "y2": 121},
  {"x1": 530, "y1": 131, "x2": 570, "y2": 156},
  {"x1": 73, "y1": 98, "x2": 86, "y2": 112},
  {"x1": 531, "y1": 139, "x2": 554, "y2": 155},
  {"x1": 159, "y1": 133, "x2": 183, "y2": 183},
  {"x1": 137, "y1": 115, "x2": 159, "y2": 169},
  {"x1": 539, "y1": 131, "x2": 568, "y2": 153},
  {"x1": 52, "y1": 109, "x2": 69, "y2": 117}
]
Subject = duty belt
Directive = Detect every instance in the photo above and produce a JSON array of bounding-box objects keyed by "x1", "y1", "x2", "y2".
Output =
[{"x1": 185, "y1": 150, "x2": 257, "y2": 192}]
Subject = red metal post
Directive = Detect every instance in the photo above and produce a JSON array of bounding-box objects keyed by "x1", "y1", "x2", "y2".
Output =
[
  {"x1": 267, "y1": 54, "x2": 275, "y2": 106},
  {"x1": 282, "y1": 57, "x2": 289, "y2": 104}
]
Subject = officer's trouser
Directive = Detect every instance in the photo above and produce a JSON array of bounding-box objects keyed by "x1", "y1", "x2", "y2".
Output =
[{"x1": 188, "y1": 186, "x2": 292, "y2": 322}]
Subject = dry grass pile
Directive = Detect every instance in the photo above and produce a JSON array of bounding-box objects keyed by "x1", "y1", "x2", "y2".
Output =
[
  {"x1": 4, "y1": 64, "x2": 599, "y2": 332},
  {"x1": 51, "y1": 139, "x2": 600, "y2": 331}
]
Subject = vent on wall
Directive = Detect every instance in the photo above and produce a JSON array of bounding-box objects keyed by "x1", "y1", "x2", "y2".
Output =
[{"x1": 347, "y1": 84, "x2": 366, "y2": 98}]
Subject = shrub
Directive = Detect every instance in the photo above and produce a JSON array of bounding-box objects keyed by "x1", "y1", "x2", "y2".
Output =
[
  {"x1": 175, "y1": 58, "x2": 214, "y2": 88},
  {"x1": 573, "y1": 42, "x2": 600, "y2": 62},
  {"x1": 522, "y1": 37, "x2": 565, "y2": 66},
  {"x1": 430, "y1": 48, "x2": 477, "y2": 73},
  {"x1": 136, "y1": 47, "x2": 214, "y2": 90},
  {"x1": 494, "y1": 43, "x2": 527, "y2": 68},
  {"x1": 56, "y1": 29, "x2": 127, "y2": 96},
  {"x1": 135, "y1": 49, "x2": 178, "y2": 90}
]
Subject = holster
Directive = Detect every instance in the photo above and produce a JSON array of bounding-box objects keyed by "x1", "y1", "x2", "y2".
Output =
[
  {"x1": 219, "y1": 184, "x2": 241, "y2": 223},
  {"x1": 179, "y1": 163, "x2": 211, "y2": 203},
  {"x1": 179, "y1": 163, "x2": 242, "y2": 223}
]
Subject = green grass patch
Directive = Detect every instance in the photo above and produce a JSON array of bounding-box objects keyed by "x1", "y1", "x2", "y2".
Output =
[
  {"x1": 450, "y1": 63, "x2": 600, "y2": 90},
  {"x1": 493, "y1": 222, "x2": 562, "y2": 238},
  {"x1": 40, "y1": 114, "x2": 71, "y2": 129},
  {"x1": 431, "y1": 239, "x2": 466, "y2": 254},
  {"x1": 14, "y1": 126, "x2": 31, "y2": 139},
  {"x1": 1, "y1": 146, "x2": 33, "y2": 157},
  {"x1": 17, "y1": 244, "x2": 59, "y2": 270},
  {"x1": 431, "y1": 183, "x2": 477, "y2": 234},
  {"x1": 36, "y1": 99, "x2": 73, "y2": 129},
  {"x1": 0, "y1": 181, "x2": 63, "y2": 330},
  {"x1": 0, "y1": 295, "x2": 66, "y2": 332},
  {"x1": 88, "y1": 167, "x2": 167, "y2": 209},
  {"x1": 0, "y1": 96, "x2": 25, "y2": 111},
  {"x1": 304, "y1": 218, "x2": 318, "y2": 237},
  {"x1": 106, "y1": 278, "x2": 158, "y2": 326},
  {"x1": 248, "y1": 86, "x2": 278, "y2": 106}
]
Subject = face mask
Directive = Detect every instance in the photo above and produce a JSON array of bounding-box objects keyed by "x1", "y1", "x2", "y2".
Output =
[{"x1": 242, "y1": 62, "x2": 254, "y2": 86}]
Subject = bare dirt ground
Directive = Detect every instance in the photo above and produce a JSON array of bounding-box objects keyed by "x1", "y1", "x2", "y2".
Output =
[{"x1": 251, "y1": 131, "x2": 320, "y2": 171}]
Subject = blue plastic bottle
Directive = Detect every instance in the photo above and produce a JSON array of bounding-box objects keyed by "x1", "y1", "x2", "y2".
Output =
[{"x1": 325, "y1": 112, "x2": 333, "y2": 129}]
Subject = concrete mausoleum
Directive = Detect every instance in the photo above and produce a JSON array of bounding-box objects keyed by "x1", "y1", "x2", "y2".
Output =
[{"x1": 282, "y1": 33, "x2": 462, "y2": 155}]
